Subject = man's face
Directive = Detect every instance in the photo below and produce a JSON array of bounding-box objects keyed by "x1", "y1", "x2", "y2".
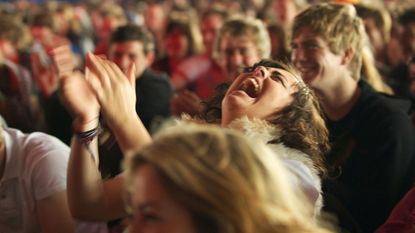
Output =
[
  {"x1": 291, "y1": 27, "x2": 344, "y2": 89},
  {"x1": 108, "y1": 41, "x2": 152, "y2": 78},
  {"x1": 0, "y1": 39, "x2": 18, "y2": 64},
  {"x1": 201, "y1": 14, "x2": 223, "y2": 54},
  {"x1": 219, "y1": 35, "x2": 261, "y2": 79}
]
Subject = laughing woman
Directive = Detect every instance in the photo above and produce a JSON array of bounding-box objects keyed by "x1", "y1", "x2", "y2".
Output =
[{"x1": 58, "y1": 53, "x2": 329, "y2": 225}]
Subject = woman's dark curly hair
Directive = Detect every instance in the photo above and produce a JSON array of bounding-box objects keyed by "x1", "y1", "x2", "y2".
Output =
[{"x1": 199, "y1": 59, "x2": 330, "y2": 177}]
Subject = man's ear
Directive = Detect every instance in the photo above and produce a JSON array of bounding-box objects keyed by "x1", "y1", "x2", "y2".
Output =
[
  {"x1": 341, "y1": 47, "x2": 355, "y2": 65},
  {"x1": 145, "y1": 52, "x2": 156, "y2": 67}
]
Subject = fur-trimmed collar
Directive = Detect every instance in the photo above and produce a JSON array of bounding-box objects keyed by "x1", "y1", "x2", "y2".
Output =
[
  {"x1": 227, "y1": 117, "x2": 316, "y2": 170},
  {"x1": 174, "y1": 115, "x2": 323, "y2": 214}
]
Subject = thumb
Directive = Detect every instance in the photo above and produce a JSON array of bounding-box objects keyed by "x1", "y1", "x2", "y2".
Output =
[{"x1": 127, "y1": 62, "x2": 136, "y2": 87}]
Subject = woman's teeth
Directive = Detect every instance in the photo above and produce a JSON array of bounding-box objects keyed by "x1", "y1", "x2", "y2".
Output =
[{"x1": 240, "y1": 78, "x2": 260, "y2": 98}]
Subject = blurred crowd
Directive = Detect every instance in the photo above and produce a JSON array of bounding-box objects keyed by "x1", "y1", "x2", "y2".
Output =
[{"x1": 0, "y1": 0, "x2": 415, "y2": 233}]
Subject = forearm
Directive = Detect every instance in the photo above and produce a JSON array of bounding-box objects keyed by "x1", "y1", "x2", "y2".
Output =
[
  {"x1": 37, "y1": 191, "x2": 75, "y2": 233},
  {"x1": 109, "y1": 114, "x2": 152, "y2": 157},
  {"x1": 68, "y1": 119, "x2": 127, "y2": 221},
  {"x1": 67, "y1": 136, "x2": 104, "y2": 219}
]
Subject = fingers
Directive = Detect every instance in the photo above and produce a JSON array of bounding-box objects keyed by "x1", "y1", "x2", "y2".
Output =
[
  {"x1": 52, "y1": 45, "x2": 75, "y2": 77},
  {"x1": 85, "y1": 67, "x2": 103, "y2": 104},
  {"x1": 86, "y1": 53, "x2": 112, "y2": 88},
  {"x1": 127, "y1": 62, "x2": 136, "y2": 87}
]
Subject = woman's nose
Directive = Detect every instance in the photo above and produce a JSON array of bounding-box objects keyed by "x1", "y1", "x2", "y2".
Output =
[{"x1": 253, "y1": 66, "x2": 268, "y2": 78}]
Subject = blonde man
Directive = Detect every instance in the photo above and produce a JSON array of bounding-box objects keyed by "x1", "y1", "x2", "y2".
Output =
[
  {"x1": 170, "y1": 16, "x2": 270, "y2": 116},
  {"x1": 213, "y1": 16, "x2": 271, "y2": 80},
  {"x1": 291, "y1": 3, "x2": 415, "y2": 232}
]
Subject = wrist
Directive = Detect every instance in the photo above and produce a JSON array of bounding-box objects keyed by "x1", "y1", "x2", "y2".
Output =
[{"x1": 72, "y1": 116, "x2": 100, "y2": 133}]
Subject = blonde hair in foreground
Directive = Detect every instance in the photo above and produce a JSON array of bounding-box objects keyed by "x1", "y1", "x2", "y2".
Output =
[{"x1": 125, "y1": 124, "x2": 333, "y2": 233}]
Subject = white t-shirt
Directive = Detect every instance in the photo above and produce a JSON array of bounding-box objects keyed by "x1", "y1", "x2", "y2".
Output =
[{"x1": 0, "y1": 128, "x2": 108, "y2": 233}]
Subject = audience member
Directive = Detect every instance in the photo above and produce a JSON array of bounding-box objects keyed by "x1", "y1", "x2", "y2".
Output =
[
  {"x1": 124, "y1": 123, "x2": 333, "y2": 233},
  {"x1": 0, "y1": 15, "x2": 46, "y2": 132},
  {"x1": 152, "y1": 9, "x2": 204, "y2": 76},
  {"x1": 169, "y1": 6, "x2": 228, "y2": 116},
  {"x1": 61, "y1": 56, "x2": 329, "y2": 224},
  {"x1": 355, "y1": 4, "x2": 392, "y2": 71},
  {"x1": 267, "y1": 22, "x2": 291, "y2": 61},
  {"x1": 387, "y1": 7, "x2": 415, "y2": 103},
  {"x1": 0, "y1": 122, "x2": 73, "y2": 233},
  {"x1": 54, "y1": 24, "x2": 172, "y2": 179},
  {"x1": 170, "y1": 16, "x2": 271, "y2": 116},
  {"x1": 91, "y1": 2, "x2": 127, "y2": 56},
  {"x1": 291, "y1": 3, "x2": 415, "y2": 232}
]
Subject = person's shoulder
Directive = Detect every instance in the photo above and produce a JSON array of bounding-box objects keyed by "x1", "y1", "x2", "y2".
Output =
[
  {"x1": 358, "y1": 80, "x2": 411, "y2": 116},
  {"x1": 25, "y1": 131, "x2": 69, "y2": 149},
  {"x1": 140, "y1": 68, "x2": 170, "y2": 83},
  {"x1": 138, "y1": 69, "x2": 172, "y2": 94},
  {"x1": 5, "y1": 128, "x2": 69, "y2": 157}
]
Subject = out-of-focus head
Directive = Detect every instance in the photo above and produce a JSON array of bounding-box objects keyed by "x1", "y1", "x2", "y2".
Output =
[
  {"x1": 125, "y1": 124, "x2": 330, "y2": 233},
  {"x1": 29, "y1": 10, "x2": 55, "y2": 42},
  {"x1": 272, "y1": 0, "x2": 306, "y2": 25},
  {"x1": 163, "y1": 13, "x2": 204, "y2": 60},
  {"x1": 355, "y1": 4, "x2": 392, "y2": 57},
  {"x1": 267, "y1": 22, "x2": 290, "y2": 61},
  {"x1": 200, "y1": 6, "x2": 228, "y2": 55},
  {"x1": 0, "y1": 14, "x2": 31, "y2": 63},
  {"x1": 96, "y1": 3, "x2": 127, "y2": 41},
  {"x1": 109, "y1": 25, "x2": 155, "y2": 77},
  {"x1": 292, "y1": 3, "x2": 365, "y2": 86},
  {"x1": 144, "y1": 3, "x2": 166, "y2": 33},
  {"x1": 397, "y1": 7, "x2": 415, "y2": 61},
  {"x1": 213, "y1": 16, "x2": 270, "y2": 79}
]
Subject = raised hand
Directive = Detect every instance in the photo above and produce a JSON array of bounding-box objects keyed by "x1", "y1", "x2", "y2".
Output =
[
  {"x1": 52, "y1": 45, "x2": 77, "y2": 78},
  {"x1": 85, "y1": 53, "x2": 137, "y2": 129},
  {"x1": 53, "y1": 47, "x2": 100, "y2": 131},
  {"x1": 31, "y1": 43, "x2": 59, "y2": 97}
]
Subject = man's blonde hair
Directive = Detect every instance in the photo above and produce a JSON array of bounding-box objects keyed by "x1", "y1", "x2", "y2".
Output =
[
  {"x1": 293, "y1": 3, "x2": 365, "y2": 80},
  {"x1": 213, "y1": 16, "x2": 271, "y2": 61}
]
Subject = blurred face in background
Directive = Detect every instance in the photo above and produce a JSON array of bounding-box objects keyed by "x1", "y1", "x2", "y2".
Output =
[
  {"x1": 363, "y1": 17, "x2": 384, "y2": 56},
  {"x1": 144, "y1": 4, "x2": 166, "y2": 33},
  {"x1": 201, "y1": 14, "x2": 224, "y2": 55},
  {"x1": 0, "y1": 39, "x2": 18, "y2": 64},
  {"x1": 109, "y1": 40, "x2": 153, "y2": 78},
  {"x1": 164, "y1": 28, "x2": 189, "y2": 60},
  {"x1": 219, "y1": 34, "x2": 261, "y2": 79}
]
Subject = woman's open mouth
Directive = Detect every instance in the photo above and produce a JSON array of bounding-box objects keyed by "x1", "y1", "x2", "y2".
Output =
[{"x1": 240, "y1": 78, "x2": 260, "y2": 98}]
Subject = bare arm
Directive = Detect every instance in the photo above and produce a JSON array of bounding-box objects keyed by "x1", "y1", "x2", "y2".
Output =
[
  {"x1": 55, "y1": 49, "x2": 152, "y2": 220},
  {"x1": 68, "y1": 136, "x2": 126, "y2": 220},
  {"x1": 36, "y1": 191, "x2": 74, "y2": 233},
  {"x1": 55, "y1": 47, "x2": 124, "y2": 220}
]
